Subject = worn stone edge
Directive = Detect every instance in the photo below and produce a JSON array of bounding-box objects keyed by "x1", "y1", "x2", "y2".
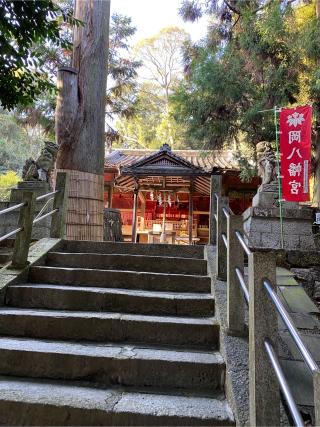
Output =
[
  {"x1": 205, "y1": 245, "x2": 249, "y2": 426},
  {"x1": 0, "y1": 238, "x2": 62, "y2": 304}
]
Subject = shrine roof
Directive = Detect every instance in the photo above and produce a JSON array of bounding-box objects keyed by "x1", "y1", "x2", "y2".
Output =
[{"x1": 105, "y1": 147, "x2": 240, "y2": 173}]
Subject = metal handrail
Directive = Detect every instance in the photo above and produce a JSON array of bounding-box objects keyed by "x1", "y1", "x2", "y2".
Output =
[
  {"x1": 221, "y1": 232, "x2": 227, "y2": 248},
  {"x1": 264, "y1": 339, "x2": 304, "y2": 427},
  {"x1": 33, "y1": 208, "x2": 59, "y2": 225},
  {"x1": 235, "y1": 230, "x2": 252, "y2": 256},
  {"x1": 34, "y1": 197, "x2": 54, "y2": 220},
  {"x1": 0, "y1": 202, "x2": 26, "y2": 217},
  {"x1": 36, "y1": 190, "x2": 59, "y2": 202},
  {"x1": 222, "y1": 207, "x2": 230, "y2": 219},
  {"x1": 264, "y1": 279, "x2": 318, "y2": 373},
  {"x1": 235, "y1": 267, "x2": 249, "y2": 303},
  {"x1": 0, "y1": 227, "x2": 23, "y2": 243}
]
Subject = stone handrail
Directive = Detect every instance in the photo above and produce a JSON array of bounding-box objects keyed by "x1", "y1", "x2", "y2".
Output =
[
  {"x1": 214, "y1": 193, "x2": 320, "y2": 427},
  {"x1": 0, "y1": 172, "x2": 69, "y2": 269}
]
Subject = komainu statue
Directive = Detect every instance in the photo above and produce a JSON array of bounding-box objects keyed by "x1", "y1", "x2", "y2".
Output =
[
  {"x1": 22, "y1": 141, "x2": 59, "y2": 183},
  {"x1": 256, "y1": 141, "x2": 277, "y2": 186}
]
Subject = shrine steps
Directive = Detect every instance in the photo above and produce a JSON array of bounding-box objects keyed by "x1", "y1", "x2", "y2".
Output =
[
  {"x1": 29, "y1": 266, "x2": 211, "y2": 293},
  {"x1": 6, "y1": 284, "x2": 215, "y2": 317},
  {"x1": 0, "y1": 308, "x2": 218, "y2": 348},
  {"x1": 62, "y1": 240, "x2": 205, "y2": 258},
  {"x1": 0, "y1": 377, "x2": 234, "y2": 426},
  {"x1": 0, "y1": 241, "x2": 235, "y2": 426},
  {"x1": 45, "y1": 251, "x2": 208, "y2": 275}
]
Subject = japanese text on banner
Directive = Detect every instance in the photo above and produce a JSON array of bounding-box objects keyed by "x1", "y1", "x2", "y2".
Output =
[{"x1": 280, "y1": 105, "x2": 312, "y2": 202}]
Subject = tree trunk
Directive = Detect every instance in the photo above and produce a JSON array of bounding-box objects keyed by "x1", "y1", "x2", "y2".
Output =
[{"x1": 55, "y1": 0, "x2": 110, "y2": 240}]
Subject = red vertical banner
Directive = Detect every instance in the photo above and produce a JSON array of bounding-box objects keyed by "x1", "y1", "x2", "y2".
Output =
[{"x1": 280, "y1": 105, "x2": 312, "y2": 202}]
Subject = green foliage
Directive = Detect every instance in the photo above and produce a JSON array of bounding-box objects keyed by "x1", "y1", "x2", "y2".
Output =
[
  {"x1": 0, "y1": 0, "x2": 76, "y2": 110},
  {"x1": 10, "y1": 9, "x2": 140, "y2": 142},
  {"x1": 107, "y1": 14, "x2": 141, "y2": 121},
  {"x1": 173, "y1": 0, "x2": 313, "y2": 154},
  {"x1": 116, "y1": 27, "x2": 191, "y2": 149},
  {"x1": 0, "y1": 113, "x2": 41, "y2": 173},
  {"x1": 0, "y1": 171, "x2": 20, "y2": 201}
]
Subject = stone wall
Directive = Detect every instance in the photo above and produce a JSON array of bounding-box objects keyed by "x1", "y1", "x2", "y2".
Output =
[
  {"x1": 276, "y1": 250, "x2": 320, "y2": 310},
  {"x1": 243, "y1": 206, "x2": 316, "y2": 250}
]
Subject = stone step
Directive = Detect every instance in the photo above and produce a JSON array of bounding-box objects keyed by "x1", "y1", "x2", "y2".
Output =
[
  {"x1": 0, "y1": 376, "x2": 235, "y2": 426},
  {"x1": 6, "y1": 284, "x2": 215, "y2": 317},
  {"x1": 0, "y1": 308, "x2": 219, "y2": 349},
  {"x1": 62, "y1": 240, "x2": 205, "y2": 259},
  {"x1": 29, "y1": 266, "x2": 211, "y2": 293},
  {"x1": 0, "y1": 337, "x2": 225, "y2": 394},
  {"x1": 46, "y1": 252, "x2": 208, "y2": 275}
]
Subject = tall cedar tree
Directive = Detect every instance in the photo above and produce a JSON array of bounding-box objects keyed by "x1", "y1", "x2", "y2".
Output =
[{"x1": 173, "y1": 0, "x2": 308, "y2": 181}]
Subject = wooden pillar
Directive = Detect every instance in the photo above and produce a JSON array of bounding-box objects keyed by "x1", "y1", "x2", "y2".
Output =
[
  {"x1": 209, "y1": 174, "x2": 222, "y2": 245},
  {"x1": 160, "y1": 196, "x2": 167, "y2": 243},
  {"x1": 189, "y1": 182, "x2": 194, "y2": 245},
  {"x1": 139, "y1": 192, "x2": 146, "y2": 230},
  {"x1": 107, "y1": 183, "x2": 113, "y2": 208},
  {"x1": 132, "y1": 187, "x2": 139, "y2": 243}
]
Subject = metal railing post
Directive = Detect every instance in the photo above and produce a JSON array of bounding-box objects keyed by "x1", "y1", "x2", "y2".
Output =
[
  {"x1": 216, "y1": 196, "x2": 228, "y2": 280},
  {"x1": 227, "y1": 214, "x2": 245, "y2": 335},
  {"x1": 248, "y1": 249, "x2": 280, "y2": 426},
  {"x1": 50, "y1": 172, "x2": 69, "y2": 238},
  {"x1": 314, "y1": 372, "x2": 320, "y2": 426},
  {"x1": 11, "y1": 191, "x2": 36, "y2": 269}
]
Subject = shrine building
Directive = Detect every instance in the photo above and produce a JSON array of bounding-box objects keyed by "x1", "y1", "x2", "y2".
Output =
[{"x1": 104, "y1": 144, "x2": 260, "y2": 244}]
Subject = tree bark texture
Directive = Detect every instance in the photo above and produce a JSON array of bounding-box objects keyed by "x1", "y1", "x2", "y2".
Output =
[
  {"x1": 55, "y1": 0, "x2": 110, "y2": 240},
  {"x1": 56, "y1": 0, "x2": 110, "y2": 174}
]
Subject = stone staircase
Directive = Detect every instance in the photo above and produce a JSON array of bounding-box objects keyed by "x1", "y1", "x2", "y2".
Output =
[{"x1": 0, "y1": 241, "x2": 235, "y2": 426}]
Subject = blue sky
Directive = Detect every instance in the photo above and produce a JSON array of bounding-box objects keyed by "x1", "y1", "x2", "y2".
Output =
[{"x1": 110, "y1": 0, "x2": 208, "y2": 43}]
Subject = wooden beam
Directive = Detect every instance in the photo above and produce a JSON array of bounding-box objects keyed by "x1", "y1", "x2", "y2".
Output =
[{"x1": 121, "y1": 169, "x2": 210, "y2": 177}]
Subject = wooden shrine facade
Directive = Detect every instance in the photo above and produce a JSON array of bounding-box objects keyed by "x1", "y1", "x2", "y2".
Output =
[{"x1": 104, "y1": 144, "x2": 260, "y2": 244}]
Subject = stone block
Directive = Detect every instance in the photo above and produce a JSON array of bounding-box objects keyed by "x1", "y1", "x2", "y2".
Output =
[
  {"x1": 279, "y1": 360, "x2": 313, "y2": 407},
  {"x1": 252, "y1": 191, "x2": 278, "y2": 208},
  {"x1": 271, "y1": 220, "x2": 313, "y2": 236},
  {"x1": 299, "y1": 235, "x2": 317, "y2": 251},
  {"x1": 247, "y1": 232, "x2": 261, "y2": 247},
  {"x1": 278, "y1": 285, "x2": 319, "y2": 314},
  {"x1": 287, "y1": 251, "x2": 320, "y2": 267},
  {"x1": 261, "y1": 233, "x2": 282, "y2": 248},
  {"x1": 281, "y1": 331, "x2": 320, "y2": 362},
  {"x1": 247, "y1": 218, "x2": 272, "y2": 233}
]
